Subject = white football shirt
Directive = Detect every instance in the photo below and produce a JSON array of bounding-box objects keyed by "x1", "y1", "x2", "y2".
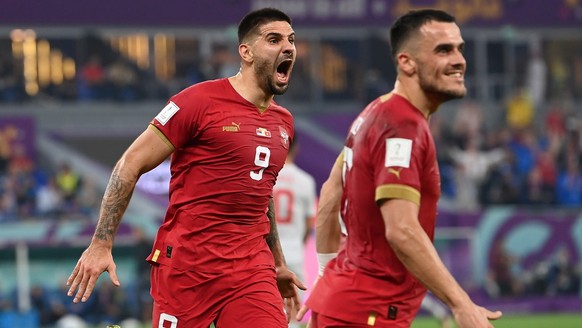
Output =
[{"x1": 273, "y1": 162, "x2": 317, "y2": 274}]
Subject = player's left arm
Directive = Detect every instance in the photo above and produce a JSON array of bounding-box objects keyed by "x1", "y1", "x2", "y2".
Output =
[
  {"x1": 266, "y1": 197, "x2": 286, "y2": 267},
  {"x1": 267, "y1": 197, "x2": 306, "y2": 321}
]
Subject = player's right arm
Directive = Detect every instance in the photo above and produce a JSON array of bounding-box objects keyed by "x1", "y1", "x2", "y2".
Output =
[
  {"x1": 380, "y1": 199, "x2": 502, "y2": 328},
  {"x1": 315, "y1": 153, "x2": 343, "y2": 253},
  {"x1": 66, "y1": 126, "x2": 173, "y2": 303},
  {"x1": 314, "y1": 152, "x2": 343, "y2": 266},
  {"x1": 296, "y1": 152, "x2": 343, "y2": 323}
]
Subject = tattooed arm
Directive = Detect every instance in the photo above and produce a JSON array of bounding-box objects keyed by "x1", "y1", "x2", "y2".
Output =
[
  {"x1": 266, "y1": 198, "x2": 286, "y2": 267},
  {"x1": 267, "y1": 197, "x2": 306, "y2": 322},
  {"x1": 67, "y1": 126, "x2": 173, "y2": 303}
]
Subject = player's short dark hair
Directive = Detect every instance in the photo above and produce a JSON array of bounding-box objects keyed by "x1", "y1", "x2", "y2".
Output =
[
  {"x1": 389, "y1": 9, "x2": 456, "y2": 60},
  {"x1": 238, "y1": 7, "x2": 292, "y2": 44}
]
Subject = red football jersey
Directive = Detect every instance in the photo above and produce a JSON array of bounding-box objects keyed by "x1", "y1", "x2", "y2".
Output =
[
  {"x1": 146, "y1": 78, "x2": 294, "y2": 277},
  {"x1": 307, "y1": 93, "x2": 440, "y2": 326}
]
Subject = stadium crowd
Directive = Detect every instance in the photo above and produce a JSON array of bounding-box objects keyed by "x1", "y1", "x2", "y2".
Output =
[
  {"x1": 433, "y1": 95, "x2": 582, "y2": 211},
  {"x1": 0, "y1": 33, "x2": 581, "y2": 328}
]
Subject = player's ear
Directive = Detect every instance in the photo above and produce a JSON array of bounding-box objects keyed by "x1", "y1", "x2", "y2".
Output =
[
  {"x1": 397, "y1": 52, "x2": 416, "y2": 76},
  {"x1": 239, "y1": 43, "x2": 253, "y2": 63}
]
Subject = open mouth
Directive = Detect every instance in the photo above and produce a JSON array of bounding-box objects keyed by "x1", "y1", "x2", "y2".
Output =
[{"x1": 276, "y1": 59, "x2": 292, "y2": 83}]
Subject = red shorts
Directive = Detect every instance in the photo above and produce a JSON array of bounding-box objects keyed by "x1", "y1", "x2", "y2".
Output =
[
  {"x1": 311, "y1": 311, "x2": 368, "y2": 327},
  {"x1": 151, "y1": 263, "x2": 287, "y2": 328},
  {"x1": 311, "y1": 311, "x2": 411, "y2": 328}
]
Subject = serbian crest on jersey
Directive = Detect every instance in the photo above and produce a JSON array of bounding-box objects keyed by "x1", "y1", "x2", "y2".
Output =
[{"x1": 279, "y1": 126, "x2": 290, "y2": 149}]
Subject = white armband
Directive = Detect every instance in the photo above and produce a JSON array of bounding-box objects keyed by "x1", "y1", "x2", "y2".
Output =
[{"x1": 317, "y1": 252, "x2": 338, "y2": 276}]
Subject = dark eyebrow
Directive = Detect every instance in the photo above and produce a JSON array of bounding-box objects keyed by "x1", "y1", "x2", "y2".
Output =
[
  {"x1": 265, "y1": 32, "x2": 295, "y2": 39},
  {"x1": 434, "y1": 42, "x2": 464, "y2": 52}
]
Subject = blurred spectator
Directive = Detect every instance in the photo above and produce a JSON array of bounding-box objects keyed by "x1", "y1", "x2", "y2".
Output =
[
  {"x1": 508, "y1": 129, "x2": 539, "y2": 185},
  {"x1": 91, "y1": 281, "x2": 131, "y2": 326},
  {"x1": 76, "y1": 176, "x2": 101, "y2": 218},
  {"x1": 549, "y1": 56, "x2": 570, "y2": 99},
  {"x1": 78, "y1": 55, "x2": 106, "y2": 101},
  {"x1": 30, "y1": 284, "x2": 61, "y2": 326},
  {"x1": 545, "y1": 103, "x2": 567, "y2": 135},
  {"x1": 546, "y1": 247, "x2": 581, "y2": 296},
  {"x1": 106, "y1": 58, "x2": 140, "y2": 101},
  {"x1": 449, "y1": 136, "x2": 505, "y2": 211},
  {"x1": 53, "y1": 281, "x2": 96, "y2": 323},
  {"x1": 11, "y1": 167, "x2": 37, "y2": 219},
  {"x1": 430, "y1": 115, "x2": 457, "y2": 204},
  {"x1": 54, "y1": 162, "x2": 81, "y2": 209},
  {"x1": 505, "y1": 87, "x2": 534, "y2": 131},
  {"x1": 479, "y1": 157, "x2": 521, "y2": 205},
  {"x1": 486, "y1": 239, "x2": 522, "y2": 298},
  {"x1": 0, "y1": 174, "x2": 18, "y2": 222},
  {"x1": 36, "y1": 177, "x2": 63, "y2": 217},
  {"x1": 452, "y1": 100, "x2": 484, "y2": 142},
  {"x1": 525, "y1": 49, "x2": 547, "y2": 109},
  {"x1": 5, "y1": 144, "x2": 36, "y2": 219},
  {"x1": 8, "y1": 143, "x2": 33, "y2": 175},
  {"x1": 555, "y1": 155, "x2": 582, "y2": 207},
  {"x1": 522, "y1": 149, "x2": 557, "y2": 205}
]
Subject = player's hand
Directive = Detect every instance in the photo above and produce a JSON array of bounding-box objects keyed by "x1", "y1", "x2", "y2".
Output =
[
  {"x1": 276, "y1": 266, "x2": 306, "y2": 322},
  {"x1": 66, "y1": 244, "x2": 120, "y2": 303},
  {"x1": 452, "y1": 303, "x2": 502, "y2": 328}
]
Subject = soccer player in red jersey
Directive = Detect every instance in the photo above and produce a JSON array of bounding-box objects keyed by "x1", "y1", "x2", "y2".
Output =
[
  {"x1": 66, "y1": 8, "x2": 305, "y2": 328},
  {"x1": 298, "y1": 9, "x2": 502, "y2": 328}
]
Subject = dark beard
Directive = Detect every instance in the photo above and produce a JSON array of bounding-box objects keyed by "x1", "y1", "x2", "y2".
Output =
[
  {"x1": 419, "y1": 76, "x2": 466, "y2": 103},
  {"x1": 255, "y1": 58, "x2": 289, "y2": 96},
  {"x1": 269, "y1": 76, "x2": 289, "y2": 95}
]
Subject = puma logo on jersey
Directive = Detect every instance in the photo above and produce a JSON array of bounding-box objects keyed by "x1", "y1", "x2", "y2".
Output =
[
  {"x1": 388, "y1": 167, "x2": 402, "y2": 179},
  {"x1": 222, "y1": 122, "x2": 241, "y2": 132}
]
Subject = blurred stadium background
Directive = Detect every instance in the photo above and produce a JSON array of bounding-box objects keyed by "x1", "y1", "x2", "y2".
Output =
[{"x1": 0, "y1": 0, "x2": 581, "y2": 327}]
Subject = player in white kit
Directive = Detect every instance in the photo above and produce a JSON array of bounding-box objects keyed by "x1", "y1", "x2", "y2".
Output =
[{"x1": 273, "y1": 138, "x2": 317, "y2": 328}]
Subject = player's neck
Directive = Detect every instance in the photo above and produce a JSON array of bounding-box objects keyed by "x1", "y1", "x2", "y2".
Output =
[
  {"x1": 393, "y1": 79, "x2": 439, "y2": 118},
  {"x1": 228, "y1": 71, "x2": 273, "y2": 113}
]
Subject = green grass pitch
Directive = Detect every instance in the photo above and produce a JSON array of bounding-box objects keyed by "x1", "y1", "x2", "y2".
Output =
[
  {"x1": 412, "y1": 313, "x2": 582, "y2": 328},
  {"x1": 205, "y1": 313, "x2": 582, "y2": 328}
]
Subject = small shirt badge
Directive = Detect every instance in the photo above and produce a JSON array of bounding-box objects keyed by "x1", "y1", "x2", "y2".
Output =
[
  {"x1": 256, "y1": 127, "x2": 272, "y2": 137},
  {"x1": 279, "y1": 127, "x2": 290, "y2": 149},
  {"x1": 385, "y1": 138, "x2": 412, "y2": 168}
]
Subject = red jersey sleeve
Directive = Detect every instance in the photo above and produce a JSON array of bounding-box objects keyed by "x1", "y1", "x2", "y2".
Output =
[
  {"x1": 150, "y1": 85, "x2": 206, "y2": 150},
  {"x1": 367, "y1": 98, "x2": 430, "y2": 206}
]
